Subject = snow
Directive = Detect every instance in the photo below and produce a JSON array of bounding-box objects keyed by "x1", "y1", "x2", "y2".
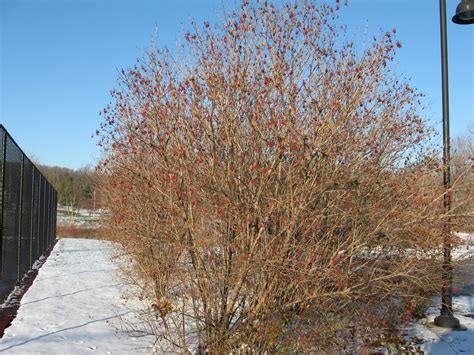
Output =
[
  {"x1": 1, "y1": 235, "x2": 472, "y2": 353},
  {"x1": 407, "y1": 233, "x2": 474, "y2": 354},
  {"x1": 1, "y1": 253, "x2": 49, "y2": 310},
  {"x1": 408, "y1": 297, "x2": 474, "y2": 354},
  {"x1": 0, "y1": 238, "x2": 156, "y2": 354},
  {"x1": 452, "y1": 232, "x2": 474, "y2": 260},
  {"x1": 56, "y1": 206, "x2": 103, "y2": 228}
]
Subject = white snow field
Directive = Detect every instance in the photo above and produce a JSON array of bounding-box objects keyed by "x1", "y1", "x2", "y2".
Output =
[{"x1": 0, "y1": 238, "x2": 155, "y2": 354}]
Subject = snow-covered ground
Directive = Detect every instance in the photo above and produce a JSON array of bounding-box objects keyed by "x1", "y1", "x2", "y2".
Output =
[
  {"x1": 408, "y1": 297, "x2": 474, "y2": 354},
  {"x1": 0, "y1": 238, "x2": 155, "y2": 354},
  {"x1": 453, "y1": 232, "x2": 474, "y2": 260},
  {"x1": 407, "y1": 233, "x2": 474, "y2": 354},
  {"x1": 56, "y1": 206, "x2": 103, "y2": 228},
  {"x1": 0, "y1": 235, "x2": 472, "y2": 353}
]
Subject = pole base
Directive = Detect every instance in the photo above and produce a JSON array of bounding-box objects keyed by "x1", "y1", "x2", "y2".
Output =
[{"x1": 433, "y1": 314, "x2": 467, "y2": 330}]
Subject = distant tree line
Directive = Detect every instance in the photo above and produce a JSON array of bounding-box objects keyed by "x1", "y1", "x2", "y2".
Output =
[{"x1": 37, "y1": 165, "x2": 97, "y2": 212}]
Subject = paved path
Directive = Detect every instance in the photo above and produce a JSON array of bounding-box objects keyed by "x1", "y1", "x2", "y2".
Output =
[{"x1": 0, "y1": 238, "x2": 154, "y2": 354}]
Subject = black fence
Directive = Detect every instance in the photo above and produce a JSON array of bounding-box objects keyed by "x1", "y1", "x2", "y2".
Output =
[{"x1": 0, "y1": 125, "x2": 57, "y2": 286}]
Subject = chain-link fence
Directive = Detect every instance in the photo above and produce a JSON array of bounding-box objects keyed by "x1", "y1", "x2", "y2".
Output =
[{"x1": 0, "y1": 125, "x2": 57, "y2": 285}]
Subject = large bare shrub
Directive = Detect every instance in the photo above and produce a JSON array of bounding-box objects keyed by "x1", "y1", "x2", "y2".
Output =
[
  {"x1": 452, "y1": 127, "x2": 474, "y2": 232},
  {"x1": 97, "y1": 0, "x2": 471, "y2": 352}
]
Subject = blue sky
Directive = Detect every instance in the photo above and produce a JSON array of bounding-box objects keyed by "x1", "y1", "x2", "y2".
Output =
[{"x1": 0, "y1": 0, "x2": 472, "y2": 170}]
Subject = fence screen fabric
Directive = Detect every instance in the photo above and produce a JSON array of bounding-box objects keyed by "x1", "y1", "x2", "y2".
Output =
[{"x1": 0, "y1": 125, "x2": 57, "y2": 282}]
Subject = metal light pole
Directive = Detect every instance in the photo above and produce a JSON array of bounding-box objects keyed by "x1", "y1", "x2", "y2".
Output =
[{"x1": 433, "y1": 0, "x2": 474, "y2": 329}]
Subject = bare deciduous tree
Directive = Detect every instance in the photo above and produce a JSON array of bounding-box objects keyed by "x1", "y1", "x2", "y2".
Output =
[{"x1": 97, "y1": 0, "x2": 471, "y2": 352}]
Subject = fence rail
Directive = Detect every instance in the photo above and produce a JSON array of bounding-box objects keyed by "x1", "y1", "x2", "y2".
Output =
[{"x1": 0, "y1": 124, "x2": 57, "y2": 286}]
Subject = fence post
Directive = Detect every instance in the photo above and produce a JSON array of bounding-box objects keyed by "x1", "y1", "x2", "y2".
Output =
[
  {"x1": 31, "y1": 167, "x2": 41, "y2": 263},
  {"x1": 50, "y1": 188, "x2": 53, "y2": 244},
  {"x1": 53, "y1": 191, "x2": 57, "y2": 241},
  {"x1": 37, "y1": 173, "x2": 41, "y2": 259},
  {"x1": 46, "y1": 185, "x2": 50, "y2": 246},
  {"x1": 0, "y1": 128, "x2": 6, "y2": 277},
  {"x1": 42, "y1": 178, "x2": 46, "y2": 252},
  {"x1": 29, "y1": 167, "x2": 35, "y2": 270},
  {"x1": 36, "y1": 174, "x2": 42, "y2": 259},
  {"x1": 16, "y1": 155, "x2": 24, "y2": 282},
  {"x1": 40, "y1": 178, "x2": 43, "y2": 253}
]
